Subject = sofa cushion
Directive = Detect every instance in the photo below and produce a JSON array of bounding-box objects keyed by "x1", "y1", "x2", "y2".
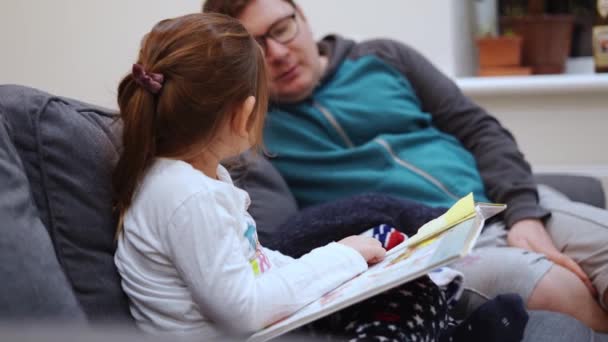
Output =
[
  {"x1": 0, "y1": 109, "x2": 86, "y2": 320},
  {"x1": 229, "y1": 151, "x2": 299, "y2": 234},
  {"x1": 0, "y1": 85, "x2": 131, "y2": 322},
  {"x1": 535, "y1": 173, "x2": 606, "y2": 209}
]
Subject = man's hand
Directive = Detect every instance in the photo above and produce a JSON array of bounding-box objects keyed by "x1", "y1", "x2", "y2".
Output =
[{"x1": 507, "y1": 219, "x2": 597, "y2": 297}]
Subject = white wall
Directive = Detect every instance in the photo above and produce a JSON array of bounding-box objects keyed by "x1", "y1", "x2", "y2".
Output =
[
  {"x1": 0, "y1": 0, "x2": 202, "y2": 109},
  {"x1": 475, "y1": 93, "x2": 607, "y2": 165},
  {"x1": 297, "y1": 0, "x2": 476, "y2": 78},
  {"x1": 0, "y1": 0, "x2": 473, "y2": 109},
  {"x1": 459, "y1": 75, "x2": 608, "y2": 187}
]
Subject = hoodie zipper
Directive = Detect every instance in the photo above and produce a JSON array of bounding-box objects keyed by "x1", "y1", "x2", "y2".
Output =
[
  {"x1": 374, "y1": 138, "x2": 460, "y2": 201},
  {"x1": 312, "y1": 100, "x2": 459, "y2": 200},
  {"x1": 313, "y1": 101, "x2": 355, "y2": 148}
]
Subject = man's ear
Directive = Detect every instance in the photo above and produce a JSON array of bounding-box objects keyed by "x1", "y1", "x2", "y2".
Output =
[{"x1": 232, "y1": 96, "x2": 256, "y2": 137}]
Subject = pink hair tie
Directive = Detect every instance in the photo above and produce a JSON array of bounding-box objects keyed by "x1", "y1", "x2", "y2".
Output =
[{"x1": 132, "y1": 63, "x2": 164, "y2": 95}]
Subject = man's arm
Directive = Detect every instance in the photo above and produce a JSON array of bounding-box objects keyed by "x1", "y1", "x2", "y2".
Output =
[
  {"x1": 353, "y1": 39, "x2": 550, "y2": 227},
  {"x1": 349, "y1": 39, "x2": 594, "y2": 292}
]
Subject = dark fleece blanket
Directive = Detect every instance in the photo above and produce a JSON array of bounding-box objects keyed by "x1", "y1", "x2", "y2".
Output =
[{"x1": 258, "y1": 193, "x2": 447, "y2": 258}]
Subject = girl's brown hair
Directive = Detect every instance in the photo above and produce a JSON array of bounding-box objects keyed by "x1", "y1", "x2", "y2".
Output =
[{"x1": 113, "y1": 13, "x2": 268, "y2": 234}]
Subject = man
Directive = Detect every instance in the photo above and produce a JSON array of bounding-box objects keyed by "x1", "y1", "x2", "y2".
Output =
[{"x1": 204, "y1": 0, "x2": 608, "y2": 331}]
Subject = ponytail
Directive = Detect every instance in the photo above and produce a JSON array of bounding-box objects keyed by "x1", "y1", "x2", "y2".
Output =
[{"x1": 113, "y1": 75, "x2": 158, "y2": 237}]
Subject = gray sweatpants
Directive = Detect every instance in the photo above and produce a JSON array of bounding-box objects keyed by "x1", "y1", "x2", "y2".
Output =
[{"x1": 451, "y1": 184, "x2": 608, "y2": 315}]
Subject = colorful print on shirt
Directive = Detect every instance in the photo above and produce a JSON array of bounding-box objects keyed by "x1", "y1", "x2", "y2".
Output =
[
  {"x1": 250, "y1": 244, "x2": 271, "y2": 275},
  {"x1": 244, "y1": 223, "x2": 257, "y2": 250},
  {"x1": 244, "y1": 221, "x2": 271, "y2": 276}
]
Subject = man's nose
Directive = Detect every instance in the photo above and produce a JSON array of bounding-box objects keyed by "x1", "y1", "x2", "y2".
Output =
[{"x1": 265, "y1": 38, "x2": 289, "y2": 62}]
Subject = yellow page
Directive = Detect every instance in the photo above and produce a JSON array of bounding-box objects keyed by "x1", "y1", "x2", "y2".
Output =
[{"x1": 405, "y1": 193, "x2": 476, "y2": 247}]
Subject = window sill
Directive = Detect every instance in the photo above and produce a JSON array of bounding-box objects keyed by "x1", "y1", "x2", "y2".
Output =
[{"x1": 456, "y1": 73, "x2": 608, "y2": 97}]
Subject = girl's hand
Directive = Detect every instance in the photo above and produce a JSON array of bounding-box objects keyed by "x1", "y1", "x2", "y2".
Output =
[{"x1": 338, "y1": 236, "x2": 386, "y2": 264}]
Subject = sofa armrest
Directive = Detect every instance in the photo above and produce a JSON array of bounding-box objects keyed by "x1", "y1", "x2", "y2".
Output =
[{"x1": 534, "y1": 173, "x2": 606, "y2": 209}]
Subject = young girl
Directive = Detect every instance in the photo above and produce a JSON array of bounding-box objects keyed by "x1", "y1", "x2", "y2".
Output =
[
  {"x1": 113, "y1": 13, "x2": 525, "y2": 342},
  {"x1": 113, "y1": 13, "x2": 384, "y2": 338}
]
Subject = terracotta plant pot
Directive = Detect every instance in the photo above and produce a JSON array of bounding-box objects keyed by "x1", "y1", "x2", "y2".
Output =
[
  {"x1": 476, "y1": 35, "x2": 532, "y2": 76},
  {"x1": 477, "y1": 35, "x2": 524, "y2": 67},
  {"x1": 501, "y1": 15, "x2": 575, "y2": 74}
]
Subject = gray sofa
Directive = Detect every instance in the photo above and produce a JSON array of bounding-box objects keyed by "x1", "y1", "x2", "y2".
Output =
[
  {"x1": 0, "y1": 84, "x2": 606, "y2": 340},
  {"x1": 0, "y1": 85, "x2": 129, "y2": 322}
]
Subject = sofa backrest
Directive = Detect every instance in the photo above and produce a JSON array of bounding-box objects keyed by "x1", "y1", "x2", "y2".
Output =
[{"x1": 0, "y1": 85, "x2": 131, "y2": 323}]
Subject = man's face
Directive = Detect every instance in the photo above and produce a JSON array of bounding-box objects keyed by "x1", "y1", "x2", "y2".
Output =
[{"x1": 239, "y1": 0, "x2": 323, "y2": 103}]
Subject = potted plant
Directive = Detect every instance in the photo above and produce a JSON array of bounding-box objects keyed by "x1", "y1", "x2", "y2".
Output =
[
  {"x1": 474, "y1": 0, "x2": 531, "y2": 76},
  {"x1": 500, "y1": 0, "x2": 575, "y2": 74},
  {"x1": 476, "y1": 33, "x2": 531, "y2": 76}
]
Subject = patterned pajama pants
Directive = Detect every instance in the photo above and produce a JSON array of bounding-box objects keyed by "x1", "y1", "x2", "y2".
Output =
[
  {"x1": 303, "y1": 276, "x2": 453, "y2": 342},
  {"x1": 301, "y1": 275, "x2": 527, "y2": 342}
]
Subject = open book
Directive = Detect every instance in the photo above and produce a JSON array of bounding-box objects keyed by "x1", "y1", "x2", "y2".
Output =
[{"x1": 248, "y1": 194, "x2": 506, "y2": 342}]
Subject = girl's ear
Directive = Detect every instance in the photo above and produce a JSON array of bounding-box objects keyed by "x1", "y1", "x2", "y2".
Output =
[{"x1": 232, "y1": 96, "x2": 256, "y2": 137}]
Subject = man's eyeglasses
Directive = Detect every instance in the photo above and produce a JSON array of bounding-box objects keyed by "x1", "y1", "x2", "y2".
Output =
[{"x1": 254, "y1": 13, "x2": 298, "y2": 53}]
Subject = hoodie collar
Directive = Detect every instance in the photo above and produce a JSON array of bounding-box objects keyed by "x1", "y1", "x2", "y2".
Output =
[{"x1": 317, "y1": 35, "x2": 356, "y2": 87}]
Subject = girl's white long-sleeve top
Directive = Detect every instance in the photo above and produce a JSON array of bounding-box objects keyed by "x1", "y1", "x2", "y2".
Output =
[{"x1": 114, "y1": 158, "x2": 367, "y2": 339}]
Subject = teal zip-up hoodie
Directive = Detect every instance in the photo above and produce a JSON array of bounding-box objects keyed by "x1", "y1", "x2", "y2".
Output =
[{"x1": 264, "y1": 36, "x2": 549, "y2": 227}]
